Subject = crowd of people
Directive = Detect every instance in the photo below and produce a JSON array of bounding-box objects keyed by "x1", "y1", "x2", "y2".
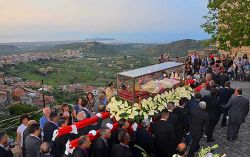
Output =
[
  {"x1": 0, "y1": 52, "x2": 249, "y2": 157},
  {"x1": 185, "y1": 52, "x2": 249, "y2": 82}
]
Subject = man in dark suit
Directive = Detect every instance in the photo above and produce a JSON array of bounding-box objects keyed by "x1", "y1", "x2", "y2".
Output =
[
  {"x1": 222, "y1": 88, "x2": 249, "y2": 141},
  {"x1": 43, "y1": 112, "x2": 58, "y2": 143},
  {"x1": 186, "y1": 93, "x2": 201, "y2": 110},
  {"x1": 188, "y1": 101, "x2": 209, "y2": 157},
  {"x1": 25, "y1": 123, "x2": 42, "y2": 157},
  {"x1": 133, "y1": 119, "x2": 155, "y2": 157},
  {"x1": 22, "y1": 120, "x2": 37, "y2": 157},
  {"x1": 0, "y1": 132, "x2": 13, "y2": 157},
  {"x1": 110, "y1": 118, "x2": 130, "y2": 145},
  {"x1": 151, "y1": 109, "x2": 175, "y2": 157},
  {"x1": 218, "y1": 71, "x2": 229, "y2": 87},
  {"x1": 72, "y1": 135, "x2": 91, "y2": 157},
  {"x1": 92, "y1": 127, "x2": 111, "y2": 157},
  {"x1": 167, "y1": 102, "x2": 178, "y2": 126},
  {"x1": 173, "y1": 98, "x2": 189, "y2": 145},
  {"x1": 193, "y1": 55, "x2": 202, "y2": 73},
  {"x1": 202, "y1": 88, "x2": 221, "y2": 142},
  {"x1": 218, "y1": 81, "x2": 234, "y2": 126},
  {"x1": 111, "y1": 130, "x2": 133, "y2": 157},
  {"x1": 207, "y1": 67, "x2": 218, "y2": 84}
]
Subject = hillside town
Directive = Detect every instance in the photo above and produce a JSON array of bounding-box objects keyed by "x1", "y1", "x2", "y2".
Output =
[
  {"x1": 0, "y1": 51, "x2": 81, "y2": 65},
  {"x1": 0, "y1": 71, "x2": 105, "y2": 116}
]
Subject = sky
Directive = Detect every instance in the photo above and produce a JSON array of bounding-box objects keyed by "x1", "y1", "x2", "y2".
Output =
[{"x1": 0, "y1": 0, "x2": 210, "y2": 43}]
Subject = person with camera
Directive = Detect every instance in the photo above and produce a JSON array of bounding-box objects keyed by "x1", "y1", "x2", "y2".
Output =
[{"x1": 0, "y1": 131, "x2": 13, "y2": 157}]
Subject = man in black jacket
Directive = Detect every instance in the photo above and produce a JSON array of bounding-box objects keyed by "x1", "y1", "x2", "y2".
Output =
[
  {"x1": 222, "y1": 88, "x2": 249, "y2": 141},
  {"x1": 111, "y1": 130, "x2": 133, "y2": 157},
  {"x1": 207, "y1": 67, "x2": 218, "y2": 84},
  {"x1": 133, "y1": 119, "x2": 155, "y2": 157},
  {"x1": 218, "y1": 71, "x2": 229, "y2": 87},
  {"x1": 173, "y1": 98, "x2": 189, "y2": 145},
  {"x1": 43, "y1": 112, "x2": 58, "y2": 143},
  {"x1": 0, "y1": 132, "x2": 13, "y2": 157},
  {"x1": 167, "y1": 102, "x2": 178, "y2": 127},
  {"x1": 188, "y1": 101, "x2": 209, "y2": 157},
  {"x1": 110, "y1": 118, "x2": 130, "y2": 145},
  {"x1": 151, "y1": 109, "x2": 175, "y2": 157},
  {"x1": 218, "y1": 81, "x2": 234, "y2": 126},
  {"x1": 22, "y1": 120, "x2": 37, "y2": 157},
  {"x1": 72, "y1": 136, "x2": 91, "y2": 157},
  {"x1": 202, "y1": 88, "x2": 221, "y2": 142},
  {"x1": 92, "y1": 127, "x2": 111, "y2": 157},
  {"x1": 193, "y1": 55, "x2": 202, "y2": 73}
]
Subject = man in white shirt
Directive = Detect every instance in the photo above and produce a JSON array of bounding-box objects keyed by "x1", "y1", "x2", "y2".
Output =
[{"x1": 16, "y1": 114, "x2": 29, "y2": 157}]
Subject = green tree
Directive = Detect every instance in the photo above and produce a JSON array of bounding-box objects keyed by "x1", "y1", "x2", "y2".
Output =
[{"x1": 201, "y1": 0, "x2": 250, "y2": 51}]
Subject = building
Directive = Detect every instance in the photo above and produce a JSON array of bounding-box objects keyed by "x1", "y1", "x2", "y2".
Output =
[
  {"x1": 0, "y1": 85, "x2": 12, "y2": 107},
  {"x1": 20, "y1": 92, "x2": 54, "y2": 108},
  {"x1": 20, "y1": 93, "x2": 39, "y2": 105},
  {"x1": 12, "y1": 88, "x2": 27, "y2": 101},
  {"x1": 0, "y1": 72, "x2": 5, "y2": 84}
]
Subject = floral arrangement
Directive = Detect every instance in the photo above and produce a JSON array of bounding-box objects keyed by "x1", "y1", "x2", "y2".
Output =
[
  {"x1": 198, "y1": 144, "x2": 226, "y2": 157},
  {"x1": 106, "y1": 86, "x2": 194, "y2": 121}
]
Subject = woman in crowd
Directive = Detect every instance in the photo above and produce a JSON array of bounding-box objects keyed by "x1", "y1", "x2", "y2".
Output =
[
  {"x1": 185, "y1": 56, "x2": 192, "y2": 75},
  {"x1": 242, "y1": 54, "x2": 249, "y2": 66},
  {"x1": 73, "y1": 97, "x2": 84, "y2": 120},
  {"x1": 215, "y1": 55, "x2": 221, "y2": 64},
  {"x1": 221, "y1": 54, "x2": 226, "y2": 67},
  {"x1": 233, "y1": 56, "x2": 240, "y2": 79},
  {"x1": 59, "y1": 103, "x2": 73, "y2": 125},
  {"x1": 86, "y1": 92, "x2": 96, "y2": 113},
  {"x1": 105, "y1": 82, "x2": 116, "y2": 102}
]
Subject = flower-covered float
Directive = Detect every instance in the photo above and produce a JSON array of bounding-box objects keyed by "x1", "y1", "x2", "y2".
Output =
[{"x1": 107, "y1": 86, "x2": 194, "y2": 121}]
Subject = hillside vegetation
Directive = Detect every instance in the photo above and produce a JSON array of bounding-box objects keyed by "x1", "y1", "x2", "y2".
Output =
[{"x1": 0, "y1": 39, "x2": 208, "y2": 57}]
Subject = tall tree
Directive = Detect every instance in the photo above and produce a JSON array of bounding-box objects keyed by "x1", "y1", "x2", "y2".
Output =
[{"x1": 201, "y1": 0, "x2": 250, "y2": 52}]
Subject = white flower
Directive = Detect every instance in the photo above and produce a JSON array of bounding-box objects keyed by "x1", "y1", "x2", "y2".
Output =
[{"x1": 108, "y1": 86, "x2": 194, "y2": 121}]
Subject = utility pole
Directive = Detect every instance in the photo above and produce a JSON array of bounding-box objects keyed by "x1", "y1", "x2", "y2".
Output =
[{"x1": 42, "y1": 79, "x2": 45, "y2": 108}]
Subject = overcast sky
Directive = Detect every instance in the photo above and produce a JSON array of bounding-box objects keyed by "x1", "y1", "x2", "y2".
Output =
[{"x1": 0, "y1": 0, "x2": 210, "y2": 43}]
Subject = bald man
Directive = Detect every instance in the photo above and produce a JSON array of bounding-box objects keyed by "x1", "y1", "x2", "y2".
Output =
[
  {"x1": 173, "y1": 143, "x2": 188, "y2": 157},
  {"x1": 40, "y1": 142, "x2": 53, "y2": 157},
  {"x1": 77, "y1": 111, "x2": 87, "y2": 121},
  {"x1": 40, "y1": 107, "x2": 51, "y2": 130}
]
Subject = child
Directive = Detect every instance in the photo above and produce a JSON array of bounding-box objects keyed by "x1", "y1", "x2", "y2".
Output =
[
  {"x1": 238, "y1": 63, "x2": 245, "y2": 81},
  {"x1": 199, "y1": 64, "x2": 206, "y2": 78},
  {"x1": 193, "y1": 72, "x2": 201, "y2": 85},
  {"x1": 227, "y1": 65, "x2": 234, "y2": 80}
]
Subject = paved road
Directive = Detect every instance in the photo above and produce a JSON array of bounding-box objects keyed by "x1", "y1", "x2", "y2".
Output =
[{"x1": 200, "y1": 81, "x2": 250, "y2": 157}]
